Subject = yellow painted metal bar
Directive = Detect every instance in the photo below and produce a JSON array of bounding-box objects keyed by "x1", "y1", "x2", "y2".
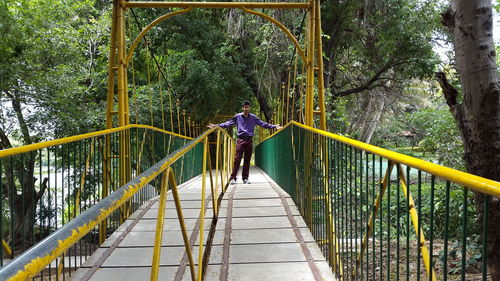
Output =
[
  {"x1": 281, "y1": 83, "x2": 286, "y2": 124},
  {"x1": 105, "y1": 1, "x2": 118, "y2": 129},
  {"x1": 5, "y1": 127, "x2": 227, "y2": 281},
  {"x1": 131, "y1": 45, "x2": 139, "y2": 125},
  {"x1": 168, "y1": 88, "x2": 175, "y2": 132},
  {"x1": 56, "y1": 255, "x2": 64, "y2": 280},
  {"x1": 286, "y1": 68, "x2": 291, "y2": 124},
  {"x1": 159, "y1": 69, "x2": 166, "y2": 131},
  {"x1": 150, "y1": 170, "x2": 170, "y2": 281},
  {"x1": 206, "y1": 143, "x2": 217, "y2": 216},
  {"x1": 291, "y1": 52, "x2": 298, "y2": 121},
  {"x1": 117, "y1": 1, "x2": 126, "y2": 127},
  {"x1": 331, "y1": 213, "x2": 343, "y2": 281},
  {"x1": 223, "y1": 136, "x2": 228, "y2": 192},
  {"x1": 187, "y1": 117, "x2": 192, "y2": 137},
  {"x1": 125, "y1": 1, "x2": 310, "y2": 9},
  {"x1": 299, "y1": 62, "x2": 306, "y2": 124},
  {"x1": 147, "y1": 53, "x2": 154, "y2": 126},
  {"x1": 304, "y1": 131, "x2": 313, "y2": 227},
  {"x1": 300, "y1": 122, "x2": 500, "y2": 196},
  {"x1": 214, "y1": 131, "x2": 221, "y2": 213},
  {"x1": 198, "y1": 138, "x2": 209, "y2": 280},
  {"x1": 314, "y1": 0, "x2": 326, "y2": 130},
  {"x1": 0, "y1": 124, "x2": 192, "y2": 159},
  {"x1": 305, "y1": 1, "x2": 315, "y2": 127},
  {"x1": 126, "y1": 8, "x2": 194, "y2": 65},
  {"x1": 396, "y1": 164, "x2": 438, "y2": 281},
  {"x1": 2, "y1": 239, "x2": 12, "y2": 258},
  {"x1": 169, "y1": 167, "x2": 197, "y2": 281},
  {"x1": 352, "y1": 162, "x2": 394, "y2": 279},
  {"x1": 261, "y1": 121, "x2": 500, "y2": 197},
  {"x1": 119, "y1": 131, "x2": 129, "y2": 222},
  {"x1": 239, "y1": 7, "x2": 307, "y2": 63},
  {"x1": 320, "y1": 136, "x2": 340, "y2": 275},
  {"x1": 182, "y1": 110, "x2": 187, "y2": 136},
  {"x1": 177, "y1": 99, "x2": 181, "y2": 135}
]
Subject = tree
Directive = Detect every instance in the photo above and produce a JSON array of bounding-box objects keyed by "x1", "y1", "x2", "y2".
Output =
[
  {"x1": 0, "y1": 0, "x2": 108, "y2": 249},
  {"x1": 439, "y1": 0, "x2": 500, "y2": 279},
  {"x1": 127, "y1": 8, "x2": 254, "y2": 126},
  {"x1": 321, "y1": 0, "x2": 441, "y2": 135}
]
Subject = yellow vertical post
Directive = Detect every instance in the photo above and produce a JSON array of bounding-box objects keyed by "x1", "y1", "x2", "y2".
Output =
[
  {"x1": 303, "y1": 0, "x2": 316, "y2": 228},
  {"x1": 168, "y1": 89, "x2": 174, "y2": 131},
  {"x1": 176, "y1": 99, "x2": 181, "y2": 135},
  {"x1": 116, "y1": 0, "x2": 126, "y2": 128},
  {"x1": 214, "y1": 131, "x2": 221, "y2": 213},
  {"x1": 314, "y1": 0, "x2": 326, "y2": 130},
  {"x1": 291, "y1": 53, "x2": 298, "y2": 121},
  {"x1": 150, "y1": 170, "x2": 169, "y2": 281},
  {"x1": 280, "y1": 82, "x2": 286, "y2": 125},
  {"x1": 182, "y1": 110, "x2": 187, "y2": 136},
  {"x1": 286, "y1": 68, "x2": 291, "y2": 124},
  {"x1": 117, "y1": 1, "x2": 132, "y2": 222},
  {"x1": 197, "y1": 137, "x2": 209, "y2": 280},
  {"x1": 106, "y1": 1, "x2": 118, "y2": 129},
  {"x1": 305, "y1": 0, "x2": 315, "y2": 127},
  {"x1": 101, "y1": 0, "x2": 119, "y2": 245},
  {"x1": 159, "y1": 69, "x2": 166, "y2": 130}
]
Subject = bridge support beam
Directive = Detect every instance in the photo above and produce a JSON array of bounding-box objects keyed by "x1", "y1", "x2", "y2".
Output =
[{"x1": 304, "y1": 0, "x2": 326, "y2": 130}]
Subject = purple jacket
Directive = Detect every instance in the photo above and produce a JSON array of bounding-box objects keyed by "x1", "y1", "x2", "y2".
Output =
[{"x1": 218, "y1": 113, "x2": 277, "y2": 137}]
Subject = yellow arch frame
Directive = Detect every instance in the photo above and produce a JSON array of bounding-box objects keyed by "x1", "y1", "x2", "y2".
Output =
[
  {"x1": 125, "y1": 7, "x2": 306, "y2": 66},
  {"x1": 104, "y1": 0, "x2": 333, "y2": 275},
  {"x1": 108, "y1": 0, "x2": 324, "y2": 130}
]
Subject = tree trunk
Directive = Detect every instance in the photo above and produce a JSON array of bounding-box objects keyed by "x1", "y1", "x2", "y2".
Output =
[
  {"x1": 230, "y1": 39, "x2": 274, "y2": 123},
  {"x1": 359, "y1": 91, "x2": 385, "y2": 144},
  {"x1": 1, "y1": 92, "x2": 48, "y2": 252},
  {"x1": 441, "y1": 0, "x2": 500, "y2": 279}
]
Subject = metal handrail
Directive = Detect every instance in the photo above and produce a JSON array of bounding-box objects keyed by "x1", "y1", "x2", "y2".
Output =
[
  {"x1": 257, "y1": 121, "x2": 500, "y2": 281},
  {"x1": 0, "y1": 126, "x2": 233, "y2": 281},
  {"x1": 265, "y1": 121, "x2": 500, "y2": 197},
  {"x1": 0, "y1": 124, "x2": 192, "y2": 159}
]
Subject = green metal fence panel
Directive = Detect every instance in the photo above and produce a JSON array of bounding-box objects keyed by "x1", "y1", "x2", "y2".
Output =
[
  {"x1": 256, "y1": 123, "x2": 495, "y2": 281},
  {"x1": 0, "y1": 127, "x2": 202, "y2": 280}
]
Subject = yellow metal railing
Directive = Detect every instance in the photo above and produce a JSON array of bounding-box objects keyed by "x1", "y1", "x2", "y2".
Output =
[
  {"x1": 0, "y1": 125, "x2": 233, "y2": 280},
  {"x1": 256, "y1": 121, "x2": 500, "y2": 281}
]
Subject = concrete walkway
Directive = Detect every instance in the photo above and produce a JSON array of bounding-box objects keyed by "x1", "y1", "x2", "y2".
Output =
[{"x1": 73, "y1": 167, "x2": 336, "y2": 281}]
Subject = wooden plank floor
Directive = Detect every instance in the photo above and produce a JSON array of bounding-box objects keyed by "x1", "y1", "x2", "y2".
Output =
[{"x1": 73, "y1": 167, "x2": 336, "y2": 281}]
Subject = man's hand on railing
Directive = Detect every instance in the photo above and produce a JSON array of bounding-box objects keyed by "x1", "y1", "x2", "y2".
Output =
[{"x1": 207, "y1": 124, "x2": 218, "y2": 129}]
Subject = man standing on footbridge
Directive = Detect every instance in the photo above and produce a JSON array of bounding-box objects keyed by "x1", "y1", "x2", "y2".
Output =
[{"x1": 208, "y1": 101, "x2": 282, "y2": 184}]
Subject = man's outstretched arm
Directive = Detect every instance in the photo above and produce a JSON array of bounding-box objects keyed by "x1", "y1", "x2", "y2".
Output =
[
  {"x1": 255, "y1": 117, "x2": 283, "y2": 130},
  {"x1": 207, "y1": 116, "x2": 236, "y2": 129}
]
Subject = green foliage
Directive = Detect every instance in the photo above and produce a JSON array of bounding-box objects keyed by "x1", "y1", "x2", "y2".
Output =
[
  {"x1": 127, "y1": 9, "x2": 253, "y2": 125},
  {"x1": 323, "y1": 0, "x2": 443, "y2": 98},
  {"x1": 406, "y1": 108, "x2": 464, "y2": 168},
  {"x1": 369, "y1": 80, "x2": 465, "y2": 170},
  {"x1": 0, "y1": 0, "x2": 109, "y2": 140},
  {"x1": 375, "y1": 180, "x2": 478, "y2": 241}
]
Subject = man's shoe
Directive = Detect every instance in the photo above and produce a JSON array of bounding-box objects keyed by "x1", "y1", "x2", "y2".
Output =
[
  {"x1": 243, "y1": 179, "x2": 251, "y2": 184},
  {"x1": 230, "y1": 179, "x2": 237, "y2": 185}
]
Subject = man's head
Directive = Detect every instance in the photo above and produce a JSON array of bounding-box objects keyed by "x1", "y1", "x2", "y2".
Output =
[{"x1": 242, "y1": 101, "x2": 251, "y2": 115}]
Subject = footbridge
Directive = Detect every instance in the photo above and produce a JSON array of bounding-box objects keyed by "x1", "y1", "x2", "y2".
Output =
[
  {"x1": 1, "y1": 123, "x2": 499, "y2": 280},
  {"x1": 1, "y1": 1, "x2": 500, "y2": 280}
]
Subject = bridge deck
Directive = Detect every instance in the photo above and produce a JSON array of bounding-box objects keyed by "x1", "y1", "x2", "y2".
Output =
[{"x1": 73, "y1": 167, "x2": 336, "y2": 281}]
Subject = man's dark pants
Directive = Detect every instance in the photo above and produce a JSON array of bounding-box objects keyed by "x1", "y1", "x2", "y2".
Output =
[{"x1": 231, "y1": 138, "x2": 252, "y2": 180}]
